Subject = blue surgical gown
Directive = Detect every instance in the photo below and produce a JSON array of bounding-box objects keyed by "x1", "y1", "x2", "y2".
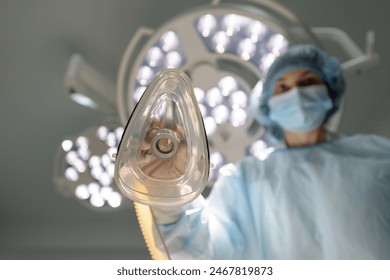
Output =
[{"x1": 158, "y1": 135, "x2": 390, "y2": 259}]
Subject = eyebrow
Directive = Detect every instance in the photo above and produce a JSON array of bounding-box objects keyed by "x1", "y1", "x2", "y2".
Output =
[
  {"x1": 299, "y1": 70, "x2": 317, "y2": 77},
  {"x1": 277, "y1": 70, "x2": 318, "y2": 82}
]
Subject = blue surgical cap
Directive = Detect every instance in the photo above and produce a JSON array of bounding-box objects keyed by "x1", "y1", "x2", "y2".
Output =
[{"x1": 250, "y1": 44, "x2": 346, "y2": 141}]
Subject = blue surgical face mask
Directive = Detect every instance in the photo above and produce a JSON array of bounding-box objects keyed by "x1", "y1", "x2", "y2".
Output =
[{"x1": 268, "y1": 84, "x2": 333, "y2": 132}]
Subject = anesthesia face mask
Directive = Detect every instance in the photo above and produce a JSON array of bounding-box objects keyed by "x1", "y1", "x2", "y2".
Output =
[{"x1": 114, "y1": 69, "x2": 210, "y2": 207}]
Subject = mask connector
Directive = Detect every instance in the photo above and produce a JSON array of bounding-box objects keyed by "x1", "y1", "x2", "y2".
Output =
[{"x1": 151, "y1": 129, "x2": 180, "y2": 160}]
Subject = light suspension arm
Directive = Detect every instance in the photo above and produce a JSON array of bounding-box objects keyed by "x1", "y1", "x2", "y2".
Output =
[{"x1": 64, "y1": 54, "x2": 117, "y2": 114}]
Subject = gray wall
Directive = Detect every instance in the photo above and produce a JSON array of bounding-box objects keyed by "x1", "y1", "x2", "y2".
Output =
[{"x1": 0, "y1": 0, "x2": 389, "y2": 259}]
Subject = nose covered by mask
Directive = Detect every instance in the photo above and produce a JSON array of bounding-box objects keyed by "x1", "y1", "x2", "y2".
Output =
[{"x1": 268, "y1": 85, "x2": 333, "y2": 132}]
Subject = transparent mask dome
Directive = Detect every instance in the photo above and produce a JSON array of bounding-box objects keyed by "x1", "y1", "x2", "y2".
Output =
[{"x1": 115, "y1": 69, "x2": 209, "y2": 207}]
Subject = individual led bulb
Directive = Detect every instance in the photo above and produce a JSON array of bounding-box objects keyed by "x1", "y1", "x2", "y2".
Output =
[{"x1": 197, "y1": 14, "x2": 217, "y2": 37}]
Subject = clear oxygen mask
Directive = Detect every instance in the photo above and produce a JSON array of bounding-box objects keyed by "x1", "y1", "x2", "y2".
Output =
[{"x1": 114, "y1": 69, "x2": 210, "y2": 207}]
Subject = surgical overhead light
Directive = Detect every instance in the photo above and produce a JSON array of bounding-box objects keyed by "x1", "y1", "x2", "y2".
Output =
[{"x1": 54, "y1": 124, "x2": 128, "y2": 211}]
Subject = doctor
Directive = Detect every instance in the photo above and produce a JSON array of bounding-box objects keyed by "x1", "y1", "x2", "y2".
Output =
[{"x1": 153, "y1": 44, "x2": 390, "y2": 259}]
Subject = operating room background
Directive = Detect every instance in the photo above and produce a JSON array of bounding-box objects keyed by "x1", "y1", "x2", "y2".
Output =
[{"x1": 0, "y1": 0, "x2": 389, "y2": 259}]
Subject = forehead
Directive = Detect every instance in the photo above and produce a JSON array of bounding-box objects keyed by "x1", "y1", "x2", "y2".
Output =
[{"x1": 276, "y1": 69, "x2": 322, "y2": 82}]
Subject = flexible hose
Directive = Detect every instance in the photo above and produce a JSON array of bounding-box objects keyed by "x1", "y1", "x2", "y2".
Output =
[{"x1": 134, "y1": 202, "x2": 171, "y2": 260}]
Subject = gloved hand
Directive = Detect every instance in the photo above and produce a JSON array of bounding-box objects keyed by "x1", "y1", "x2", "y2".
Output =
[
  {"x1": 151, "y1": 205, "x2": 187, "y2": 225},
  {"x1": 138, "y1": 118, "x2": 187, "y2": 180},
  {"x1": 151, "y1": 195, "x2": 206, "y2": 225}
]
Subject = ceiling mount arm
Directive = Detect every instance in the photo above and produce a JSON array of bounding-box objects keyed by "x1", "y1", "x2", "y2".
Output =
[{"x1": 311, "y1": 27, "x2": 380, "y2": 75}]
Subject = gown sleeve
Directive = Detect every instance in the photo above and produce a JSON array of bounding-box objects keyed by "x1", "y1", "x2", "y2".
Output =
[{"x1": 157, "y1": 164, "x2": 246, "y2": 259}]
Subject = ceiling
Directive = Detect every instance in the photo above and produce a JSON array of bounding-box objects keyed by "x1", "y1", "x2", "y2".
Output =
[{"x1": 0, "y1": 0, "x2": 389, "y2": 259}]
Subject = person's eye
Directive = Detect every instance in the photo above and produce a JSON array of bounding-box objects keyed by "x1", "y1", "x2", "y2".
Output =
[
  {"x1": 274, "y1": 84, "x2": 289, "y2": 95},
  {"x1": 300, "y1": 77, "x2": 321, "y2": 87}
]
